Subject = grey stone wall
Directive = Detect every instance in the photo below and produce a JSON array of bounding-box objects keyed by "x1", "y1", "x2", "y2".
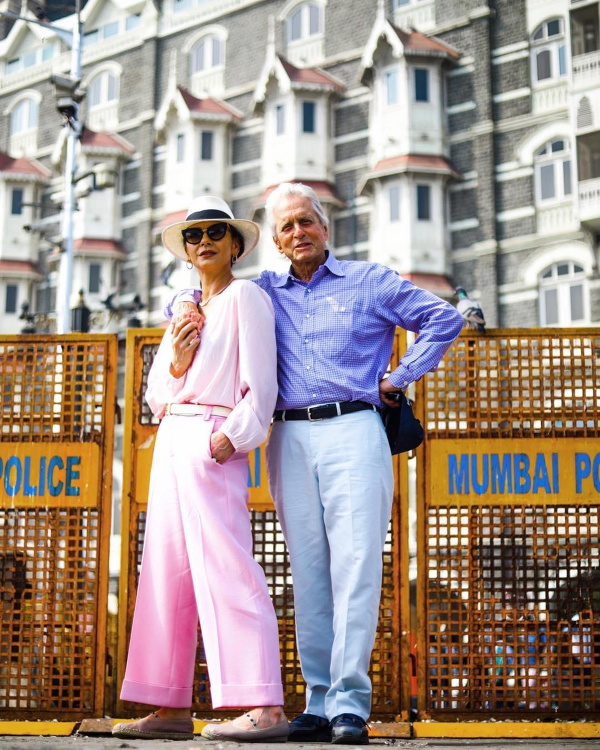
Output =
[
  {"x1": 335, "y1": 138, "x2": 368, "y2": 162},
  {"x1": 231, "y1": 166, "x2": 261, "y2": 189},
  {"x1": 232, "y1": 133, "x2": 262, "y2": 164},
  {"x1": 495, "y1": 176, "x2": 533, "y2": 213},
  {"x1": 450, "y1": 141, "x2": 474, "y2": 174},
  {"x1": 449, "y1": 189, "x2": 478, "y2": 222},
  {"x1": 499, "y1": 297, "x2": 538, "y2": 326},
  {"x1": 490, "y1": 0, "x2": 528, "y2": 49},
  {"x1": 496, "y1": 216, "x2": 536, "y2": 240},
  {"x1": 335, "y1": 103, "x2": 369, "y2": 137}
]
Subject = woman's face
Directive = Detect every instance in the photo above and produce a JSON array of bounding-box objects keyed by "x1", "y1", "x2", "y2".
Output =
[{"x1": 183, "y1": 221, "x2": 240, "y2": 273}]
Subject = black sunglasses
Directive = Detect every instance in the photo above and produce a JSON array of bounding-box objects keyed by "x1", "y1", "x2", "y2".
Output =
[{"x1": 182, "y1": 223, "x2": 229, "y2": 244}]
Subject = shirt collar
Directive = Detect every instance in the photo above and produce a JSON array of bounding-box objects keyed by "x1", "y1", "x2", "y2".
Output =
[{"x1": 272, "y1": 250, "x2": 345, "y2": 287}]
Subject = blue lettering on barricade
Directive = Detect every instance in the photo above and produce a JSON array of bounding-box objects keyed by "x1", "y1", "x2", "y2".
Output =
[
  {"x1": 448, "y1": 454, "x2": 469, "y2": 494},
  {"x1": 66, "y1": 456, "x2": 81, "y2": 496},
  {"x1": 575, "y1": 452, "x2": 600, "y2": 493},
  {"x1": 0, "y1": 454, "x2": 83, "y2": 499},
  {"x1": 247, "y1": 448, "x2": 262, "y2": 489},
  {"x1": 448, "y1": 452, "x2": 561, "y2": 496}
]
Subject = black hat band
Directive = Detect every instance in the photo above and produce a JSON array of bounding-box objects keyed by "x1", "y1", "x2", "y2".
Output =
[{"x1": 185, "y1": 209, "x2": 232, "y2": 221}]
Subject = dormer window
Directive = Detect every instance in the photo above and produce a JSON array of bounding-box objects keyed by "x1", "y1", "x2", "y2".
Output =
[
  {"x1": 535, "y1": 139, "x2": 572, "y2": 203},
  {"x1": 190, "y1": 35, "x2": 224, "y2": 74},
  {"x1": 389, "y1": 185, "x2": 401, "y2": 222},
  {"x1": 176, "y1": 134, "x2": 185, "y2": 162},
  {"x1": 414, "y1": 68, "x2": 430, "y2": 102},
  {"x1": 276, "y1": 104, "x2": 286, "y2": 135},
  {"x1": 531, "y1": 18, "x2": 567, "y2": 83},
  {"x1": 5, "y1": 43, "x2": 56, "y2": 74},
  {"x1": 385, "y1": 68, "x2": 399, "y2": 105},
  {"x1": 89, "y1": 71, "x2": 118, "y2": 107},
  {"x1": 302, "y1": 101, "x2": 316, "y2": 133},
  {"x1": 10, "y1": 98, "x2": 38, "y2": 135},
  {"x1": 287, "y1": 2, "x2": 322, "y2": 42},
  {"x1": 539, "y1": 262, "x2": 588, "y2": 325},
  {"x1": 200, "y1": 131, "x2": 213, "y2": 161}
]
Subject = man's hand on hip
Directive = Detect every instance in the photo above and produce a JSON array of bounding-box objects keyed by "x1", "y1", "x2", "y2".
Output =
[{"x1": 379, "y1": 377, "x2": 403, "y2": 408}]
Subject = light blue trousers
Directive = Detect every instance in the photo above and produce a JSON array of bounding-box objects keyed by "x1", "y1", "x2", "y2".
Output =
[{"x1": 266, "y1": 410, "x2": 394, "y2": 720}]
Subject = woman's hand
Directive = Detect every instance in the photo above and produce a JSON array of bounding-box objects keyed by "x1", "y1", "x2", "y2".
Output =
[
  {"x1": 173, "y1": 301, "x2": 203, "y2": 332},
  {"x1": 170, "y1": 318, "x2": 201, "y2": 378},
  {"x1": 210, "y1": 431, "x2": 235, "y2": 464}
]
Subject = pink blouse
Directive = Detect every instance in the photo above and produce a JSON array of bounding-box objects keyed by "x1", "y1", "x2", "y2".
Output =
[{"x1": 145, "y1": 279, "x2": 278, "y2": 453}]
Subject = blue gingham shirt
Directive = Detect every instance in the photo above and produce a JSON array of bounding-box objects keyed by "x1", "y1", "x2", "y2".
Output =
[{"x1": 165, "y1": 252, "x2": 463, "y2": 410}]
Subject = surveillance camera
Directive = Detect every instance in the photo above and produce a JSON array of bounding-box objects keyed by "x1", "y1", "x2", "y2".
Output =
[
  {"x1": 23, "y1": 224, "x2": 31, "y2": 232},
  {"x1": 56, "y1": 96, "x2": 77, "y2": 120}
]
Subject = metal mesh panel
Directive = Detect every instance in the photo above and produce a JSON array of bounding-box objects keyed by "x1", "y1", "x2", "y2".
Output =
[
  {"x1": 0, "y1": 340, "x2": 111, "y2": 442},
  {"x1": 0, "y1": 335, "x2": 116, "y2": 718},
  {"x1": 419, "y1": 330, "x2": 600, "y2": 720},
  {"x1": 119, "y1": 330, "x2": 407, "y2": 719},
  {"x1": 425, "y1": 333, "x2": 600, "y2": 439},
  {"x1": 128, "y1": 509, "x2": 400, "y2": 715}
]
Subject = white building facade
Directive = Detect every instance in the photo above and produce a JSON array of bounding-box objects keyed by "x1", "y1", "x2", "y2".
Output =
[{"x1": 0, "y1": 0, "x2": 598, "y2": 332}]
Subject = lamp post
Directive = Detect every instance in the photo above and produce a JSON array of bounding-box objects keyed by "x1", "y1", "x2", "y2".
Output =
[{"x1": 1, "y1": 2, "x2": 82, "y2": 333}]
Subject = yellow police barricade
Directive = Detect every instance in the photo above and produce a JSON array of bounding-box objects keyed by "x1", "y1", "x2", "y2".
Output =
[
  {"x1": 116, "y1": 327, "x2": 411, "y2": 723},
  {"x1": 414, "y1": 328, "x2": 600, "y2": 734},
  {"x1": 0, "y1": 334, "x2": 117, "y2": 723}
]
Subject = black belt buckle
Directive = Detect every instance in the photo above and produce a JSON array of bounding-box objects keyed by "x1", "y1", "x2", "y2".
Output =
[{"x1": 307, "y1": 403, "x2": 339, "y2": 421}]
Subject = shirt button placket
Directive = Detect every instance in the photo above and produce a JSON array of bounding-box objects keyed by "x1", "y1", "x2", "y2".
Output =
[{"x1": 302, "y1": 286, "x2": 315, "y2": 392}]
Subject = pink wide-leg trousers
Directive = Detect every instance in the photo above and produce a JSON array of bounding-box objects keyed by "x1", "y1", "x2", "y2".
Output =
[{"x1": 120, "y1": 413, "x2": 284, "y2": 709}]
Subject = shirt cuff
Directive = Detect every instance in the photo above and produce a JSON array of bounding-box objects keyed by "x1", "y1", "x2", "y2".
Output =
[{"x1": 388, "y1": 366, "x2": 411, "y2": 391}]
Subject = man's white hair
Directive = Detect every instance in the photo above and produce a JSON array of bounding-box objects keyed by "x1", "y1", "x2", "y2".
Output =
[{"x1": 265, "y1": 182, "x2": 328, "y2": 235}]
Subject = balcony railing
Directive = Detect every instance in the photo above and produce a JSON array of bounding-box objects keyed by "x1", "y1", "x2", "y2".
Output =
[
  {"x1": 190, "y1": 67, "x2": 225, "y2": 98},
  {"x1": 393, "y1": 0, "x2": 436, "y2": 32},
  {"x1": 532, "y1": 81, "x2": 568, "y2": 114},
  {"x1": 579, "y1": 177, "x2": 600, "y2": 222},
  {"x1": 9, "y1": 130, "x2": 38, "y2": 158},
  {"x1": 286, "y1": 35, "x2": 324, "y2": 67},
  {"x1": 572, "y1": 49, "x2": 600, "y2": 88},
  {"x1": 536, "y1": 201, "x2": 576, "y2": 234}
]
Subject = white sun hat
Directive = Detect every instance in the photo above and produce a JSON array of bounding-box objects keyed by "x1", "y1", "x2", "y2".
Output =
[{"x1": 161, "y1": 196, "x2": 260, "y2": 262}]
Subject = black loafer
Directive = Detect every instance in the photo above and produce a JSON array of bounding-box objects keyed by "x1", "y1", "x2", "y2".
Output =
[
  {"x1": 330, "y1": 713, "x2": 369, "y2": 745},
  {"x1": 288, "y1": 713, "x2": 332, "y2": 742}
]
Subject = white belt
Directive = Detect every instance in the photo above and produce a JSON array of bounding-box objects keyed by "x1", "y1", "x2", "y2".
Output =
[{"x1": 165, "y1": 403, "x2": 232, "y2": 417}]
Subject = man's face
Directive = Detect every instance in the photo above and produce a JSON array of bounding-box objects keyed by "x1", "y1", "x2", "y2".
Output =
[{"x1": 271, "y1": 194, "x2": 328, "y2": 267}]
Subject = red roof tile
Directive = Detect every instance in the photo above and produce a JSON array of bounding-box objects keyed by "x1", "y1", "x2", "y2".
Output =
[
  {"x1": 392, "y1": 26, "x2": 460, "y2": 59},
  {"x1": 0, "y1": 259, "x2": 43, "y2": 276},
  {"x1": 0, "y1": 150, "x2": 51, "y2": 180},
  {"x1": 80, "y1": 128, "x2": 135, "y2": 154},
  {"x1": 178, "y1": 87, "x2": 242, "y2": 120},
  {"x1": 371, "y1": 154, "x2": 459, "y2": 176},
  {"x1": 72, "y1": 238, "x2": 127, "y2": 255},
  {"x1": 277, "y1": 56, "x2": 345, "y2": 91},
  {"x1": 258, "y1": 180, "x2": 345, "y2": 206}
]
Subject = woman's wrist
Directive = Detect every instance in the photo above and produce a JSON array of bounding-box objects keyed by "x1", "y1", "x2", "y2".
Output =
[{"x1": 169, "y1": 362, "x2": 186, "y2": 379}]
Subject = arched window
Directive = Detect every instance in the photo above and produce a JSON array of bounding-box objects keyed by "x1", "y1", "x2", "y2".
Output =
[
  {"x1": 531, "y1": 18, "x2": 567, "y2": 83},
  {"x1": 539, "y1": 262, "x2": 588, "y2": 325},
  {"x1": 190, "y1": 35, "x2": 224, "y2": 74},
  {"x1": 88, "y1": 71, "x2": 118, "y2": 107},
  {"x1": 286, "y1": 2, "x2": 322, "y2": 42},
  {"x1": 10, "y1": 98, "x2": 38, "y2": 135},
  {"x1": 534, "y1": 139, "x2": 572, "y2": 202}
]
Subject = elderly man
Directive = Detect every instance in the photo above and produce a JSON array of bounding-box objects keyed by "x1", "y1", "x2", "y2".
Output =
[{"x1": 166, "y1": 183, "x2": 463, "y2": 744}]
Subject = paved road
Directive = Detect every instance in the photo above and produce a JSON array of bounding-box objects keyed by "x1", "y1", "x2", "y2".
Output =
[{"x1": 1, "y1": 739, "x2": 599, "y2": 750}]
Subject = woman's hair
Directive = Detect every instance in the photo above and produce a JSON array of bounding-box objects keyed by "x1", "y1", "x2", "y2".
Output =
[
  {"x1": 229, "y1": 224, "x2": 244, "y2": 259},
  {"x1": 265, "y1": 182, "x2": 328, "y2": 235}
]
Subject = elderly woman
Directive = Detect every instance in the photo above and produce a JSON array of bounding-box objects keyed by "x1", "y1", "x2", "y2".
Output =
[{"x1": 113, "y1": 197, "x2": 288, "y2": 742}]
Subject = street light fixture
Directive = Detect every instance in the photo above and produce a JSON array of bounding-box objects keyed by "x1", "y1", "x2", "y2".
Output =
[{"x1": 1, "y1": 2, "x2": 82, "y2": 333}]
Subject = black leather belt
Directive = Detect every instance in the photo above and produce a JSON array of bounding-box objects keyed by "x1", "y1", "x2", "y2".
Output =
[{"x1": 273, "y1": 401, "x2": 377, "y2": 422}]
